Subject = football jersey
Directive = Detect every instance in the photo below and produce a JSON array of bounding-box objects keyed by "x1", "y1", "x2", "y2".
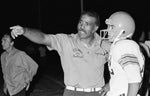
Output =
[{"x1": 107, "y1": 39, "x2": 145, "y2": 96}]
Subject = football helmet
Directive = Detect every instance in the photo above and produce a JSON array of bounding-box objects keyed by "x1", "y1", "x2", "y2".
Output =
[{"x1": 100, "y1": 11, "x2": 135, "y2": 42}]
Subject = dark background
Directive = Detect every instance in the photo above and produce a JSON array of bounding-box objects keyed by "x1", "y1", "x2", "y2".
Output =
[
  {"x1": 0, "y1": 0, "x2": 150, "y2": 95},
  {"x1": 1, "y1": 0, "x2": 150, "y2": 38}
]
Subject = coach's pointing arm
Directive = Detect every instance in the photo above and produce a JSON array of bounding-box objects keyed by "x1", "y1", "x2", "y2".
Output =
[{"x1": 10, "y1": 25, "x2": 51, "y2": 47}]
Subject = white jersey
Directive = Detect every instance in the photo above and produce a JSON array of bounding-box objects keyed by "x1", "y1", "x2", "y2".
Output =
[{"x1": 107, "y1": 39, "x2": 145, "y2": 96}]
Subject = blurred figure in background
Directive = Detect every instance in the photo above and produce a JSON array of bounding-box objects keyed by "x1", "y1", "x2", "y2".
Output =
[
  {"x1": 1, "y1": 33, "x2": 38, "y2": 96},
  {"x1": 139, "y1": 36, "x2": 150, "y2": 96}
]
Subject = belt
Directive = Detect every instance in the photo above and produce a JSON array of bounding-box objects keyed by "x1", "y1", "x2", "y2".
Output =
[{"x1": 66, "y1": 86, "x2": 101, "y2": 92}]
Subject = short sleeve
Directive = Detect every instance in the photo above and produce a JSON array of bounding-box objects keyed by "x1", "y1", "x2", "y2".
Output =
[
  {"x1": 124, "y1": 64, "x2": 142, "y2": 83},
  {"x1": 118, "y1": 53, "x2": 142, "y2": 83},
  {"x1": 46, "y1": 34, "x2": 67, "y2": 54},
  {"x1": 115, "y1": 40, "x2": 144, "y2": 83}
]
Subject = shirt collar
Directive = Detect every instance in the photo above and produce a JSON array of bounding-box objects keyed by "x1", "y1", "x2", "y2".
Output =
[{"x1": 74, "y1": 32, "x2": 100, "y2": 48}]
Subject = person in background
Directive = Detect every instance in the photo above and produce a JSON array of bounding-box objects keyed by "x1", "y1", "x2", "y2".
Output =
[
  {"x1": 1, "y1": 33, "x2": 38, "y2": 96},
  {"x1": 138, "y1": 40, "x2": 150, "y2": 96},
  {"x1": 10, "y1": 11, "x2": 111, "y2": 96}
]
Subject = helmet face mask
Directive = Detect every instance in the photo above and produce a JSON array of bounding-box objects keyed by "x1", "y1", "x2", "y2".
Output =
[
  {"x1": 100, "y1": 11, "x2": 135, "y2": 42},
  {"x1": 100, "y1": 20, "x2": 122, "y2": 42}
]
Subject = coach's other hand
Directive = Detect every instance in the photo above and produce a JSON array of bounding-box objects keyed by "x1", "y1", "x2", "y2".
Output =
[{"x1": 99, "y1": 83, "x2": 110, "y2": 96}]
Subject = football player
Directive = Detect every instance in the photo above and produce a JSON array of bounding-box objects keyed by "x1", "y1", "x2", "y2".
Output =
[{"x1": 99, "y1": 11, "x2": 145, "y2": 96}]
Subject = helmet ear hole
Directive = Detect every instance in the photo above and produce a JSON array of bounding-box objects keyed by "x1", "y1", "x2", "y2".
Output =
[
  {"x1": 120, "y1": 31, "x2": 126, "y2": 37},
  {"x1": 122, "y1": 31, "x2": 125, "y2": 34}
]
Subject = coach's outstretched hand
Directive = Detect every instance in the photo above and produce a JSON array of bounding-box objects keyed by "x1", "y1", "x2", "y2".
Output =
[{"x1": 10, "y1": 25, "x2": 24, "y2": 39}]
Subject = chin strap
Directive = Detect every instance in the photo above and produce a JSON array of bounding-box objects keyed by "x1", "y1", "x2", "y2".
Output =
[{"x1": 113, "y1": 30, "x2": 133, "y2": 45}]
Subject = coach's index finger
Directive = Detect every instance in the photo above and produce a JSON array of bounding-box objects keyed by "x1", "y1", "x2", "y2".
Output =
[
  {"x1": 10, "y1": 25, "x2": 20, "y2": 29},
  {"x1": 10, "y1": 26, "x2": 16, "y2": 30},
  {"x1": 99, "y1": 89, "x2": 107, "y2": 96}
]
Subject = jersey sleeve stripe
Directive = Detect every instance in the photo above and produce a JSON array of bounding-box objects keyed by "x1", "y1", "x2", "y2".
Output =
[
  {"x1": 121, "y1": 61, "x2": 139, "y2": 68},
  {"x1": 118, "y1": 54, "x2": 139, "y2": 68}
]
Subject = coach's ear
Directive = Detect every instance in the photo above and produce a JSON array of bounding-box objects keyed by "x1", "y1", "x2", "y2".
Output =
[
  {"x1": 10, "y1": 41, "x2": 14, "y2": 46},
  {"x1": 93, "y1": 26, "x2": 98, "y2": 33}
]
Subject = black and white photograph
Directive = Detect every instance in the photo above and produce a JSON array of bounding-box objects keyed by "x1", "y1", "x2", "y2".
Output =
[{"x1": 0, "y1": 0, "x2": 150, "y2": 96}]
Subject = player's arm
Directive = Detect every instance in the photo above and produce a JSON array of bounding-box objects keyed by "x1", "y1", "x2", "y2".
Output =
[
  {"x1": 10, "y1": 25, "x2": 51, "y2": 46},
  {"x1": 118, "y1": 54, "x2": 142, "y2": 96},
  {"x1": 127, "y1": 83, "x2": 140, "y2": 96}
]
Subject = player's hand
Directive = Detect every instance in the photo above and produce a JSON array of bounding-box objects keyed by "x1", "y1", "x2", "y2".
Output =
[
  {"x1": 99, "y1": 83, "x2": 110, "y2": 96},
  {"x1": 10, "y1": 25, "x2": 24, "y2": 39}
]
